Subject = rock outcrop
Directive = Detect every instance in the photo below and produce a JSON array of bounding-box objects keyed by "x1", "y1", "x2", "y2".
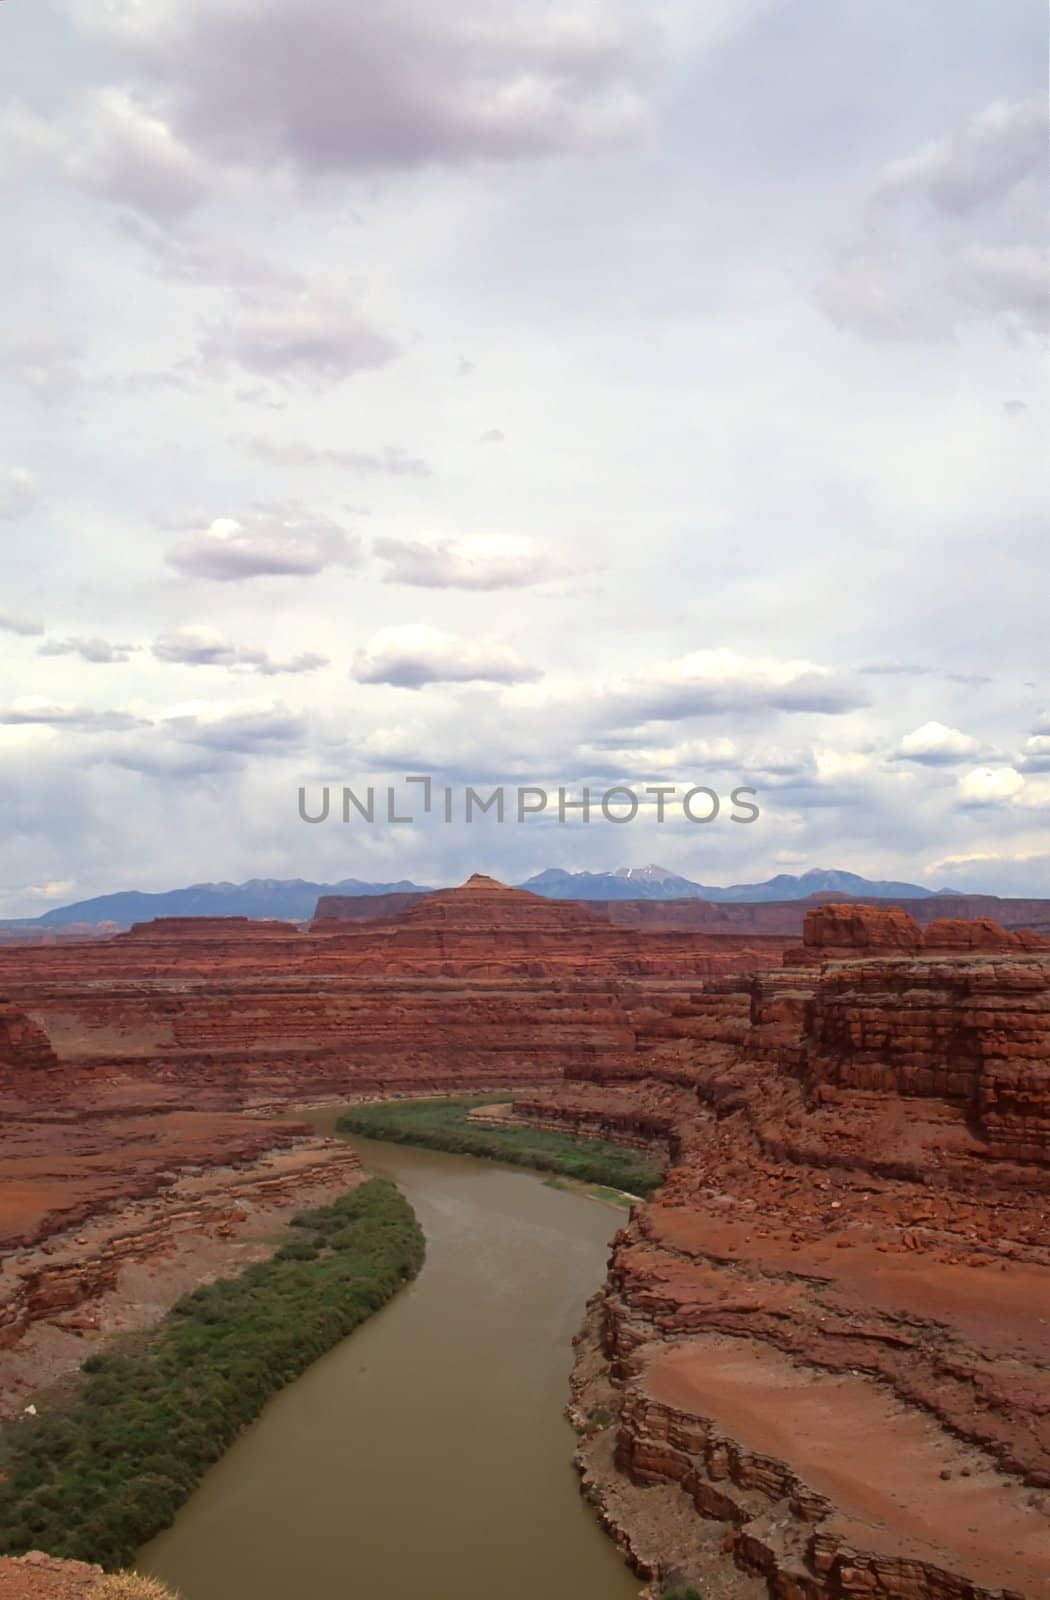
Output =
[{"x1": 0, "y1": 1001, "x2": 59, "y2": 1085}]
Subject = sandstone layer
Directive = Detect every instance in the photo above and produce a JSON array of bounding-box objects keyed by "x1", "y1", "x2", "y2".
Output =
[
  {"x1": 511, "y1": 906, "x2": 1050, "y2": 1598},
  {"x1": 0, "y1": 876, "x2": 788, "y2": 1115}
]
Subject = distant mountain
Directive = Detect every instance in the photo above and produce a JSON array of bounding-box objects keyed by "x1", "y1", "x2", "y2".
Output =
[
  {"x1": 705, "y1": 868, "x2": 943, "y2": 903},
  {"x1": 3, "y1": 864, "x2": 947, "y2": 928},
  {"x1": 523, "y1": 866, "x2": 708, "y2": 900},
  {"x1": 519, "y1": 864, "x2": 939, "y2": 903},
  {"x1": 11, "y1": 877, "x2": 434, "y2": 927}
]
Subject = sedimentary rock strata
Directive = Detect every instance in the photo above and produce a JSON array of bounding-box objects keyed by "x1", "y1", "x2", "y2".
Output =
[
  {"x1": 1, "y1": 881, "x2": 1048, "y2": 1597},
  {"x1": 0, "y1": 878, "x2": 785, "y2": 1408},
  {"x1": 0, "y1": 876, "x2": 787, "y2": 1114},
  {"x1": 524, "y1": 907, "x2": 1050, "y2": 1598}
]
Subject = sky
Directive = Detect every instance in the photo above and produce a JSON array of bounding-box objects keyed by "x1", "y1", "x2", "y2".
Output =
[{"x1": 0, "y1": 0, "x2": 1047, "y2": 914}]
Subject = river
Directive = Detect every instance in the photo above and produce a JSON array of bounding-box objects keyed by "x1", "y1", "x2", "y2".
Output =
[{"x1": 139, "y1": 1117, "x2": 641, "y2": 1600}]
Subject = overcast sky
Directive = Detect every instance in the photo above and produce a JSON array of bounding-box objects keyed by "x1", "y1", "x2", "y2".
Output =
[{"x1": 1, "y1": 0, "x2": 1047, "y2": 913}]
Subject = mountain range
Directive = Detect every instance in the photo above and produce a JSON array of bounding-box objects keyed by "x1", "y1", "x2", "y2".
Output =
[
  {"x1": 0, "y1": 865, "x2": 953, "y2": 927},
  {"x1": 520, "y1": 865, "x2": 948, "y2": 902}
]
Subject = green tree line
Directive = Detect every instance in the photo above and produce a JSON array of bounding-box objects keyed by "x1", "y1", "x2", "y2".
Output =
[{"x1": 337, "y1": 1097, "x2": 664, "y2": 1195}]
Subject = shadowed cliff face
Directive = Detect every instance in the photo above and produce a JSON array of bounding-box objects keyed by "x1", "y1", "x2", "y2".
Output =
[{"x1": 518, "y1": 906, "x2": 1050, "y2": 1599}]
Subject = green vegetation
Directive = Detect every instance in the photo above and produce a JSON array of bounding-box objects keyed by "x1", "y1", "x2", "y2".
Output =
[
  {"x1": 0, "y1": 1180, "x2": 423, "y2": 1569},
  {"x1": 337, "y1": 1096, "x2": 664, "y2": 1196}
]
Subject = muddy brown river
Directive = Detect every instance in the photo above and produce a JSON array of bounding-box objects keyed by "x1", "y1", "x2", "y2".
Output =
[{"x1": 139, "y1": 1118, "x2": 640, "y2": 1600}]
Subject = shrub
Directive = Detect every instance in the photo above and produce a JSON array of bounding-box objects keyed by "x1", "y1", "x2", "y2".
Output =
[{"x1": 89, "y1": 1575, "x2": 181, "y2": 1600}]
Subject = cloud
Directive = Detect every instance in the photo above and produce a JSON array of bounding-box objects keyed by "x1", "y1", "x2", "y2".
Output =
[
  {"x1": 73, "y1": 0, "x2": 662, "y2": 175},
  {"x1": 894, "y1": 720, "x2": 980, "y2": 766},
  {"x1": 2, "y1": 88, "x2": 210, "y2": 221},
  {"x1": 0, "y1": 335, "x2": 84, "y2": 401},
  {"x1": 0, "y1": 468, "x2": 37, "y2": 520},
  {"x1": 374, "y1": 535, "x2": 565, "y2": 590},
  {"x1": 0, "y1": 702, "x2": 147, "y2": 732},
  {"x1": 875, "y1": 98, "x2": 1046, "y2": 217},
  {"x1": 819, "y1": 97, "x2": 1049, "y2": 339},
  {"x1": 352, "y1": 624, "x2": 541, "y2": 687},
  {"x1": 162, "y1": 705, "x2": 309, "y2": 753},
  {"x1": 0, "y1": 612, "x2": 45, "y2": 638},
  {"x1": 925, "y1": 850, "x2": 1050, "y2": 896},
  {"x1": 957, "y1": 764, "x2": 1025, "y2": 805},
  {"x1": 610, "y1": 649, "x2": 866, "y2": 722},
  {"x1": 1019, "y1": 734, "x2": 1050, "y2": 773},
  {"x1": 201, "y1": 290, "x2": 398, "y2": 385},
  {"x1": 237, "y1": 438, "x2": 430, "y2": 475},
  {"x1": 958, "y1": 243, "x2": 1049, "y2": 320},
  {"x1": 153, "y1": 625, "x2": 328, "y2": 675},
  {"x1": 165, "y1": 513, "x2": 361, "y2": 580},
  {"x1": 860, "y1": 661, "x2": 931, "y2": 677},
  {"x1": 38, "y1": 636, "x2": 138, "y2": 664}
]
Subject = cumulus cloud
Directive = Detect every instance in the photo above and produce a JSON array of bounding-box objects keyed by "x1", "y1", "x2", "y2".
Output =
[
  {"x1": 0, "y1": 468, "x2": 37, "y2": 520},
  {"x1": 894, "y1": 720, "x2": 980, "y2": 766},
  {"x1": 201, "y1": 290, "x2": 398, "y2": 385},
  {"x1": 957, "y1": 764, "x2": 1025, "y2": 805},
  {"x1": 166, "y1": 513, "x2": 360, "y2": 580},
  {"x1": 72, "y1": 0, "x2": 662, "y2": 174},
  {"x1": 38, "y1": 636, "x2": 138, "y2": 664},
  {"x1": 352, "y1": 624, "x2": 541, "y2": 688},
  {"x1": 609, "y1": 649, "x2": 866, "y2": 722},
  {"x1": 1019, "y1": 733, "x2": 1050, "y2": 773},
  {"x1": 237, "y1": 438, "x2": 430, "y2": 475},
  {"x1": 819, "y1": 97, "x2": 1049, "y2": 338},
  {"x1": 374, "y1": 535, "x2": 565, "y2": 589},
  {"x1": 153, "y1": 625, "x2": 328, "y2": 675},
  {"x1": 0, "y1": 612, "x2": 45, "y2": 638}
]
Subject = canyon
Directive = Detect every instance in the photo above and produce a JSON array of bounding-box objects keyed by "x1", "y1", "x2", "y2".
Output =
[{"x1": 0, "y1": 878, "x2": 1047, "y2": 1598}]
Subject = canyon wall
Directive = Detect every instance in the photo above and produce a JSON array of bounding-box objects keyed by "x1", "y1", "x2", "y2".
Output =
[
  {"x1": 0, "y1": 876, "x2": 788, "y2": 1114},
  {"x1": 0, "y1": 876, "x2": 788, "y2": 1409},
  {"x1": 515, "y1": 906, "x2": 1050, "y2": 1598},
  {"x1": 2, "y1": 882, "x2": 1048, "y2": 1597}
]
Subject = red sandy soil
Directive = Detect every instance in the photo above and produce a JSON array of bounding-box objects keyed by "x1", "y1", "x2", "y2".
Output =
[{"x1": 0, "y1": 1553, "x2": 102, "y2": 1600}]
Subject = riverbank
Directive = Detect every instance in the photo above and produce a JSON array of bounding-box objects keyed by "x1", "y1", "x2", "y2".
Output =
[
  {"x1": 0, "y1": 1117, "x2": 364, "y2": 1423},
  {"x1": 336, "y1": 1096, "x2": 664, "y2": 1195},
  {"x1": 0, "y1": 1180, "x2": 423, "y2": 1571},
  {"x1": 140, "y1": 1132, "x2": 643, "y2": 1600}
]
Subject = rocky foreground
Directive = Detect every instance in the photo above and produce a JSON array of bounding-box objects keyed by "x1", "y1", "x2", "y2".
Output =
[{"x1": 0, "y1": 880, "x2": 1047, "y2": 1597}]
